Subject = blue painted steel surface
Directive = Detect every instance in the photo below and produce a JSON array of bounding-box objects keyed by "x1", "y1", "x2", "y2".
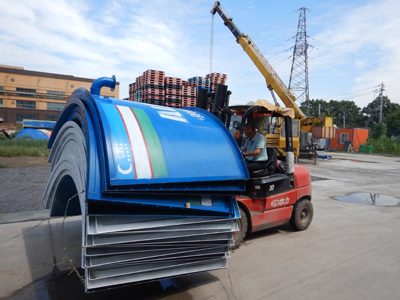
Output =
[
  {"x1": 46, "y1": 77, "x2": 246, "y2": 291},
  {"x1": 48, "y1": 77, "x2": 248, "y2": 217},
  {"x1": 97, "y1": 100, "x2": 246, "y2": 185},
  {"x1": 90, "y1": 75, "x2": 116, "y2": 96}
]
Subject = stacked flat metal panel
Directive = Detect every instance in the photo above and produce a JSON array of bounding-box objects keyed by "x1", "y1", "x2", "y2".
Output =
[
  {"x1": 44, "y1": 77, "x2": 249, "y2": 292},
  {"x1": 84, "y1": 215, "x2": 237, "y2": 290}
]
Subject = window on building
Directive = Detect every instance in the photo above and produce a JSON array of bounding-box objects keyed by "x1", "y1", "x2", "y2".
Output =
[
  {"x1": 340, "y1": 133, "x2": 348, "y2": 144},
  {"x1": 16, "y1": 88, "x2": 36, "y2": 97},
  {"x1": 47, "y1": 90, "x2": 66, "y2": 100},
  {"x1": 0, "y1": 86, "x2": 4, "y2": 95},
  {"x1": 0, "y1": 99, "x2": 3, "y2": 108},
  {"x1": 16, "y1": 114, "x2": 37, "y2": 123},
  {"x1": 47, "y1": 102, "x2": 65, "y2": 111},
  {"x1": 46, "y1": 115, "x2": 59, "y2": 121},
  {"x1": 16, "y1": 100, "x2": 36, "y2": 109}
]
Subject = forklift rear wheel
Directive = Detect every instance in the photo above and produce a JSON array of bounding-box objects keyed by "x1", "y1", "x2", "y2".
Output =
[
  {"x1": 289, "y1": 199, "x2": 313, "y2": 231},
  {"x1": 233, "y1": 207, "x2": 248, "y2": 248}
]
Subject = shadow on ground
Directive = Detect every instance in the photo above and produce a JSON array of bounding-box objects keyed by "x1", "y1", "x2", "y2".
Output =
[{"x1": 7, "y1": 217, "x2": 219, "y2": 300}]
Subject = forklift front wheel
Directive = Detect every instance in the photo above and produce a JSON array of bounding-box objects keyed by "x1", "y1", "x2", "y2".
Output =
[
  {"x1": 233, "y1": 207, "x2": 249, "y2": 248},
  {"x1": 289, "y1": 199, "x2": 313, "y2": 231}
]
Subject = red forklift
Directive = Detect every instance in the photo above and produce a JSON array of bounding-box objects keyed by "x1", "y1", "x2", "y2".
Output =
[
  {"x1": 196, "y1": 90, "x2": 313, "y2": 247},
  {"x1": 228, "y1": 101, "x2": 313, "y2": 247}
]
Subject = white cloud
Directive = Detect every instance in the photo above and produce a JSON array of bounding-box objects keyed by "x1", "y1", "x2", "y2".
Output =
[
  {"x1": 309, "y1": 0, "x2": 400, "y2": 107},
  {"x1": 2, "y1": 0, "x2": 399, "y2": 108},
  {"x1": 0, "y1": 0, "x2": 211, "y2": 98}
]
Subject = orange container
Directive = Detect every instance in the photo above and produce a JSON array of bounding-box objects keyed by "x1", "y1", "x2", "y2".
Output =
[{"x1": 312, "y1": 126, "x2": 335, "y2": 139}]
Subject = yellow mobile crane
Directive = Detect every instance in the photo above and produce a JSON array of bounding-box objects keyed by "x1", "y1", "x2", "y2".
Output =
[{"x1": 211, "y1": 1, "x2": 334, "y2": 158}]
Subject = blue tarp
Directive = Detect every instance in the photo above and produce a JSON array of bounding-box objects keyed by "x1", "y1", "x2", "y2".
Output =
[{"x1": 14, "y1": 128, "x2": 51, "y2": 140}]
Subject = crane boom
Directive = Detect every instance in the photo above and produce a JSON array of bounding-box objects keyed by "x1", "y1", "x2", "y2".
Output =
[{"x1": 211, "y1": 1, "x2": 306, "y2": 120}]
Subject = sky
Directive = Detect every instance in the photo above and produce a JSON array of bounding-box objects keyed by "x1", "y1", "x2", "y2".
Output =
[{"x1": 1, "y1": 0, "x2": 400, "y2": 109}]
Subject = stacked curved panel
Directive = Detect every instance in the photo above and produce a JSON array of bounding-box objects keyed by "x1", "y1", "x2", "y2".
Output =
[{"x1": 44, "y1": 79, "x2": 249, "y2": 292}]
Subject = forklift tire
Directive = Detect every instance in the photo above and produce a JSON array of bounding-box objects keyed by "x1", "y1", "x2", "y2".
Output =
[
  {"x1": 289, "y1": 199, "x2": 313, "y2": 231},
  {"x1": 233, "y1": 207, "x2": 249, "y2": 248}
]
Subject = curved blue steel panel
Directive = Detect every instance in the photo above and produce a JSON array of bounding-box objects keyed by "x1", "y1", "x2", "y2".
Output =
[
  {"x1": 46, "y1": 78, "x2": 245, "y2": 291},
  {"x1": 49, "y1": 82, "x2": 249, "y2": 196},
  {"x1": 94, "y1": 97, "x2": 248, "y2": 187}
]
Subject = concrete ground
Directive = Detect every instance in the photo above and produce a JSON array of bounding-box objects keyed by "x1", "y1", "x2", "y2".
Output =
[{"x1": 0, "y1": 152, "x2": 399, "y2": 299}]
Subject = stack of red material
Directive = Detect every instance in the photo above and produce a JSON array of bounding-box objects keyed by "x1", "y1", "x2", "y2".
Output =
[
  {"x1": 135, "y1": 75, "x2": 144, "y2": 101},
  {"x1": 206, "y1": 72, "x2": 227, "y2": 94},
  {"x1": 128, "y1": 70, "x2": 227, "y2": 108},
  {"x1": 164, "y1": 76, "x2": 182, "y2": 108},
  {"x1": 129, "y1": 83, "x2": 135, "y2": 101},
  {"x1": 129, "y1": 70, "x2": 165, "y2": 104},
  {"x1": 129, "y1": 76, "x2": 142, "y2": 101},
  {"x1": 181, "y1": 86, "x2": 197, "y2": 107},
  {"x1": 141, "y1": 70, "x2": 165, "y2": 105}
]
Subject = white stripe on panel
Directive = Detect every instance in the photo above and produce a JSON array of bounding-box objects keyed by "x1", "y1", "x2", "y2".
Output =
[{"x1": 117, "y1": 105, "x2": 152, "y2": 179}]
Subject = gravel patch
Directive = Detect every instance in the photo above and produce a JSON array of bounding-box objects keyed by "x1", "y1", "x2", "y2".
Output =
[{"x1": 0, "y1": 166, "x2": 50, "y2": 214}]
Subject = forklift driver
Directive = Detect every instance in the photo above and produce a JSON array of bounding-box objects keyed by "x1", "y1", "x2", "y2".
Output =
[{"x1": 242, "y1": 123, "x2": 268, "y2": 174}]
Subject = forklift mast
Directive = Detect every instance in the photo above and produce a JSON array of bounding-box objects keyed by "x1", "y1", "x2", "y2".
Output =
[{"x1": 196, "y1": 84, "x2": 232, "y2": 126}]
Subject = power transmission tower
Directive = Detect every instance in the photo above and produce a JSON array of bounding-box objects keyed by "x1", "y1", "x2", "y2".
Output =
[{"x1": 289, "y1": 7, "x2": 310, "y2": 112}]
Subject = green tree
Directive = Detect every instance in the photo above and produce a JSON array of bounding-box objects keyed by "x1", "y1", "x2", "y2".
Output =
[
  {"x1": 384, "y1": 106, "x2": 400, "y2": 137},
  {"x1": 301, "y1": 99, "x2": 363, "y2": 128},
  {"x1": 299, "y1": 99, "x2": 330, "y2": 117},
  {"x1": 327, "y1": 100, "x2": 362, "y2": 128},
  {"x1": 361, "y1": 96, "x2": 399, "y2": 128},
  {"x1": 372, "y1": 122, "x2": 387, "y2": 139}
]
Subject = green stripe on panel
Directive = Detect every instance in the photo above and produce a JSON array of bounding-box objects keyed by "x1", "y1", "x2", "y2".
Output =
[{"x1": 132, "y1": 108, "x2": 168, "y2": 178}]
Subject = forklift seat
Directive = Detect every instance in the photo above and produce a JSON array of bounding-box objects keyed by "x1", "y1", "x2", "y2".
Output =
[{"x1": 250, "y1": 147, "x2": 278, "y2": 178}]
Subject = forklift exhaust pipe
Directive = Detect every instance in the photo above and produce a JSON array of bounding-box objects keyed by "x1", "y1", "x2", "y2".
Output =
[
  {"x1": 286, "y1": 151, "x2": 295, "y2": 175},
  {"x1": 284, "y1": 116, "x2": 295, "y2": 176}
]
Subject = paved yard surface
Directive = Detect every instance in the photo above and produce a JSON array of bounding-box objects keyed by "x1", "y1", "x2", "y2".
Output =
[{"x1": 0, "y1": 152, "x2": 399, "y2": 299}]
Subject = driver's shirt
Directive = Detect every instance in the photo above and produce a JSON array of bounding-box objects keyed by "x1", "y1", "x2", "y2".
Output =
[{"x1": 244, "y1": 132, "x2": 268, "y2": 161}]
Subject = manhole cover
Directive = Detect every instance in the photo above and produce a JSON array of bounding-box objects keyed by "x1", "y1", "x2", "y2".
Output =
[{"x1": 332, "y1": 192, "x2": 400, "y2": 207}]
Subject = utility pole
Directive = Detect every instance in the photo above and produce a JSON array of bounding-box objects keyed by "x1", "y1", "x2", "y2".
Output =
[
  {"x1": 289, "y1": 7, "x2": 310, "y2": 112},
  {"x1": 379, "y1": 82, "x2": 385, "y2": 123}
]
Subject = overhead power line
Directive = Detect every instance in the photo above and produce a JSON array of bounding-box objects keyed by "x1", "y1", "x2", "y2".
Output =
[
  {"x1": 228, "y1": 56, "x2": 290, "y2": 84},
  {"x1": 309, "y1": 57, "x2": 385, "y2": 86},
  {"x1": 309, "y1": 36, "x2": 400, "y2": 82},
  {"x1": 321, "y1": 86, "x2": 380, "y2": 100},
  {"x1": 220, "y1": 37, "x2": 293, "y2": 74},
  {"x1": 322, "y1": 91, "x2": 377, "y2": 102}
]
